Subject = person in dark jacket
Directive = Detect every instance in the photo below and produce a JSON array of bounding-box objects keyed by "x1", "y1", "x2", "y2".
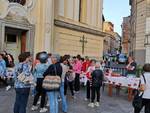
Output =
[
  {"x1": 43, "y1": 54, "x2": 62, "y2": 113},
  {"x1": 88, "y1": 62, "x2": 104, "y2": 108}
]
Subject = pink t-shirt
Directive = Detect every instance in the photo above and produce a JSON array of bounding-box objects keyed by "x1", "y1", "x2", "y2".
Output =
[{"x1": 73, "y1": 60, "x2": 82, "y2": 74}]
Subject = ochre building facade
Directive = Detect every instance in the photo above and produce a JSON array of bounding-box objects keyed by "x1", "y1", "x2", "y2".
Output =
[
  {"x1": 130, "y1": 0, "x2": 150, "y2": 64},
  {"x1": 0, "y1": 0, "x2": 106, "y2": 61}
]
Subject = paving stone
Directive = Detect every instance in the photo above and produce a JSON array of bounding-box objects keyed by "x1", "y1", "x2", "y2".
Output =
[{"x1": 0, "y1": 87, "x2": 144, "y2": 113}]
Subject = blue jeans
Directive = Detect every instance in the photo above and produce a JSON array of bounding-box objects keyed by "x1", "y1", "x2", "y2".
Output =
[
  {"x1": 14, "y1": 88, "x2": 30, "y2": 113},
  {"x1": 60, "y1": 82, "x2": 68, "y2": 112},
  {"x1": 47, "y1": 91, "x2": 59, "y2": 113}
]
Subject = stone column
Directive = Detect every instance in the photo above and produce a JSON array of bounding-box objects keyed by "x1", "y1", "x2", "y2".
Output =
[
  {"x1": 145, "y1": 45, "x2": 150, "y2": 63},
  {"x1": 146, "y1": 0, "x2": 150, "y2": 17},
  {"x1": 145, "y1": 17, "x2": 150, "y2": 63},
  {"x1": 0, "y1": 21, "x2": 2, "y2": 51},
  {"x1": 0, "y1": 21, "x2": 4, "y2": 51},
  {"x1": 44, "y1": 0, "x2": 54, "y2": 53}
]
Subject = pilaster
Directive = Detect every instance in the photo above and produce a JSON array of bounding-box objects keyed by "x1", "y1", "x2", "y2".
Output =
[
  {"x1": 44, "y1": 0, "x2": 54, "y2": 53},
  {"x1": 145, "y1": 45, "x2": 150, "y2": 63}
]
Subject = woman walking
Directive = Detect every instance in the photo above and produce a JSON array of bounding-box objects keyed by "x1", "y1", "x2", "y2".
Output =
[{"x1": 134, "y1": 64, "x2": 150, "y2": 113}]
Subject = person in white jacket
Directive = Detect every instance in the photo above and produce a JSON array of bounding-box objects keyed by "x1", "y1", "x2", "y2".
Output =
[{"x1": 134, "y1": 63, "x2": 150, "y2": 113}]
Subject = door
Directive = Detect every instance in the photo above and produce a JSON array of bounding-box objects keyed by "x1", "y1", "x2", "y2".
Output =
[{"x1": 5, "y1": 34, "x2": 21, "y2": 63}]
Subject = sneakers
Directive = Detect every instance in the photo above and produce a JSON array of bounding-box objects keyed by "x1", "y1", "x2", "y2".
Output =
[
  {"x1": 72, "y1": 96, "x2": 76, "y2": 99},
  {"x1": 6, "y1": 85, "x2": 11, "y2": 91},
  {"x1": 95, "y1": 102, "x2": 100, "y2": 107},
  {"x1": 37, "y1": 97, "x2": 41, "y2": 105},
  {"x1": 88, "y1": 103, "x2": 94, "y2": 108},
  {"x1": 37, "y1": 100, "x2": 40, "y2": 105},
  {"x1": 31, "y1": 106, "x2": 47, "y2": 113},
  {"x1": 74, "y1": 91, "x2": 79, "y2": 94},
  {"x1": 84, "y1": 98, "x2": 89, "y2": 101},
  {"x1": 39, "y1": 108, "x2": 48, "y2": 113},
  {"x1": 46, "y1": 101, "x2": 49, "y2": 107},
  {"x1": 31, "y1": 106, "x2": 38, "y2": 111}
]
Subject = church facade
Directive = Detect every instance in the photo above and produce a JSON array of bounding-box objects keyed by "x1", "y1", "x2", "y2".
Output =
[
  {"x1": 54, "y1": 0, "x2": 106, "y2": 59},
  {"x1": 0, "y1": 0, "x2": 106, "y2": 60}
]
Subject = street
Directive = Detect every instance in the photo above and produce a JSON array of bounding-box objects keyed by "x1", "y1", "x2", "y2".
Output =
[{"x1": 0, "y1": 86, "x2": 143, "y2": 113}]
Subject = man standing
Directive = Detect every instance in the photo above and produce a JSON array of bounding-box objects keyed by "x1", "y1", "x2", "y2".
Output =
[{"x1": 126, "y1": 56, "x2": 137, "y2": 77}]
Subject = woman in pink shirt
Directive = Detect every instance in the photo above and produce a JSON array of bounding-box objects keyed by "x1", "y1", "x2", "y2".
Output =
[{"x1": 73, "y1": 55, "x2": 82, "y2": 93}]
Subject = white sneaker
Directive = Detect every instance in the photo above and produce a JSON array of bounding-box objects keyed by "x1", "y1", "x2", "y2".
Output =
[
  {"x1": 37, "y1": 100, "x2": 40, "y2": 105},
  {"x1": 46, "y1": 102, "x2": 49, "y2": 107},
  {"x1": 37, "y1": 96, "x2": 41, "y2": 105},
  {"x1": 40, "y1": 108, "x2": 48, "y2": 113},
  {"x1": 72, "y1": 96, "x2": 76, "y2": 99},
  {"x1": 6, "y1": 85, "x2": 11, "y2": 91},
  {"x1": 31, "y1": 106, "x2": 38, "y2": 111},
  {"x1": 88, "y1": 103, "x2": 94, "y2": 108},
  {"x1": 75, "y1": 91, "x2": 79, "y2": 94},
  {"x1": 84, "y1": 98, "x2": 89, "y2": 101},
  {"x1": 95, "y1": 102, "x2": 100, "y2": 107}
]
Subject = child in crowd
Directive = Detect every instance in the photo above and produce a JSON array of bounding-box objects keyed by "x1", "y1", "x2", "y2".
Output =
[
  {"x1": 85, "y1": 59, "x2": 96, "y2": 101},
  {"x1": 88, "y1": 62, "x2": 104, "y2": 108},
  {"x1": 64, "y1": 65, "x2": 75, "y2": 98}
]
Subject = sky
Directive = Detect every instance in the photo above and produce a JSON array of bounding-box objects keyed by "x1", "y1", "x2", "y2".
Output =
[{"x1": 103, "y1": 0, "x2": 131, "y2": 36}]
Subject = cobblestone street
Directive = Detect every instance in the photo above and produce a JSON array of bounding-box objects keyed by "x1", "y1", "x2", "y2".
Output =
[{"x1": 0, "y1": 86, "x2": 141, "y2": 113}]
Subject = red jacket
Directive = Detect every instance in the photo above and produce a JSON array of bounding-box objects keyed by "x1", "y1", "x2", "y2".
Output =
[
  {"x1": 86, "y1": 66, "x2": 95, "y2": 80},
  {"x1": 82, "y1": 61, "x2": 90, "y2": 72}
]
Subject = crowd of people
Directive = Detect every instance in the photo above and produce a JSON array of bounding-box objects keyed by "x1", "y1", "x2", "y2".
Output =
[
  {"x1": 0, "y1": 51, "x2": 104, "y2": 113},
  {"x1": 0, "y1": 51, "x2": 150, "y2": 113},
  {"x1": 0, "y1": 51, "x2": 14, "y2": 90}
]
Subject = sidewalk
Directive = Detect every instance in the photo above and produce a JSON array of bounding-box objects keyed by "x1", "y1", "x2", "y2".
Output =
[{"x1": 0, "y1": 87, "x2": 141, "y2": 113}]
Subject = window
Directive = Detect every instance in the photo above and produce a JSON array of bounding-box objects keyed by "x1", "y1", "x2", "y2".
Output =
[
  {"x1": 79, "y1": 0, "x2": 87, "y2": 23},
  {"x1": 79, "y1": 0, "x2": 82, "y2": 22},
  {"x1": 6, "y1": 34, "x2": 17, "y2": 43},
  {"x1": 8, "y1": 0, "x2": 26, "y2": 5}
]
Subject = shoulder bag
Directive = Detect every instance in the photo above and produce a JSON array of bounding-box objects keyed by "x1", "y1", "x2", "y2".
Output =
[
  {"x1": 17, "y1": 64, "x2": 34, "y2": 84},
  {"x1": 42, "y1": 65, "x2": 61, "y2": 90},
  {"x1": 132, "y1": 74, "x2": 146, "y2": 109}
]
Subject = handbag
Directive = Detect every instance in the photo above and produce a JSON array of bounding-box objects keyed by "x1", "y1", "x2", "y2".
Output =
[
  {"x1": 42, "y1": 65, "x2": 61, "y2": 90},
  {"x1": 17, "y1": 64, "x2": 34, "y2": 84},
  {"x1": 132, "y1": 74, "x2": 146, "y2": 109}
]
